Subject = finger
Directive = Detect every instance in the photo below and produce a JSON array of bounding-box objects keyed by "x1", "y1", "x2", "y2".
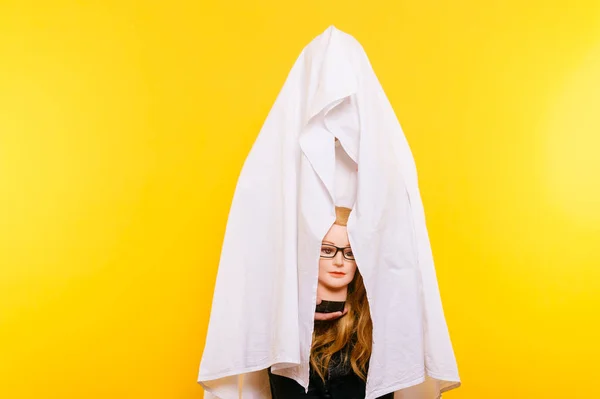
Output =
[
  {"x1": 314, "y1": 311, "x2": 343, "y2": 321},
  {"x1": 316, "y1": 297, "x2": 322, "y2": 305},
  {"x1": 315, "y1": 312, "x2": 340, "y2": 321}
]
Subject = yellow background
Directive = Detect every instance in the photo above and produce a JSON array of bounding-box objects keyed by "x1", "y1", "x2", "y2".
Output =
[{"x1": 1, "y1": 1, "x2": 599, "y2": 398}]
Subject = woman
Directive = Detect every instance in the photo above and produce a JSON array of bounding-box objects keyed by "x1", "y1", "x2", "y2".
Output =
[{"x1": 268, "y1": 207, "x2": 394, "y2": 399}]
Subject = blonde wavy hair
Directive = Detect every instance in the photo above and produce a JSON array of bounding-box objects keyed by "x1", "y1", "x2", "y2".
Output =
[{"x1": 310, "y1": 226, "x2": 373, "y2": 383}]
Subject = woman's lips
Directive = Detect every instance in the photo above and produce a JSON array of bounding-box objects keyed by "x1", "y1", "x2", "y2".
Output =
[{"x1": 329, "y1": 272, "x2": 346, "y2": 277}]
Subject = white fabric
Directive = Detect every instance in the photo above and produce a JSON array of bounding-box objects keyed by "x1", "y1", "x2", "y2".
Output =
[
  {"x1": 334, "y1": 138, "x2": 358, "y2": 208},
  {"x1": 198, "y1": 25, "x2": 461, "y2": 399}
]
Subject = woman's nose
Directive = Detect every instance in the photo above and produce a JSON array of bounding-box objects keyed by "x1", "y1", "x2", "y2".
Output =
[{"x1": 333, "y1": 251, "x2": 344, "y2": 266}]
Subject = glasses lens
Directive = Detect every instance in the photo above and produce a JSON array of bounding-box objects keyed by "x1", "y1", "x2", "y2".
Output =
[
  {"x1": 343, "y1": 248, "x2": 355, "y2": 260},
  {"x1": 320, "y1": 245, "x2": 336, "y2": 258}
]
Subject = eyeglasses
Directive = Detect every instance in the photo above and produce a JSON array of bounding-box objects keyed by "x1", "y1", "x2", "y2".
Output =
[{"x1": 320, "y1": 244, "x2": 355, "y2": 261}]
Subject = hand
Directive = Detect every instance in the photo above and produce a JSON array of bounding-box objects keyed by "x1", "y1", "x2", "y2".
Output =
[{"x1": 314, "y1": 297, "x2": 348, "y2": 321}]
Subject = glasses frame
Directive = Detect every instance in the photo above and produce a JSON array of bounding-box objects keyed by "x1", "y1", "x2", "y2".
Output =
[{"x1": 319, "y1": 244, "x2": 355, "y2": 261}]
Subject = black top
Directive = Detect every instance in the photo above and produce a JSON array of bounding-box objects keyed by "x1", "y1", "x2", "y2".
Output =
[{"x1": 268, "y1": 334, "x2": 393, "y2": 399}]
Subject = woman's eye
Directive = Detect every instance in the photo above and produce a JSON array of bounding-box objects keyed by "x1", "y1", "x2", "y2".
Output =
[{"x1": 321, "y1": 247, "x2": 333, "y2": 254}]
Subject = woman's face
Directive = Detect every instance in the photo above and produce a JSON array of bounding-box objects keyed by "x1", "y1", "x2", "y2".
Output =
[{"x1": 318, "y1": 223, "x2": 358, "y2": 292}]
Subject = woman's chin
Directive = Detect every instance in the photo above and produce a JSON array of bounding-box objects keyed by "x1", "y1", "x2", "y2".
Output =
[{"x1": 321, "y1": 280, "x2": 351, "y2": 291}]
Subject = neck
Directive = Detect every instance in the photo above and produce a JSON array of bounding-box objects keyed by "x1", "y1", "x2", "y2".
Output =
[{"x1": 317, "y1": 283, "x2": 348, "y2": 302}]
